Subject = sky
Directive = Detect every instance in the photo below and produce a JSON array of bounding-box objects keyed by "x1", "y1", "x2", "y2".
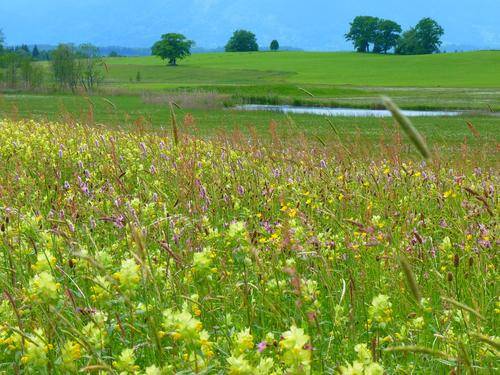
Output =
[{"x1": 1, "y1": 0, "x2": 499, "y2": 50}]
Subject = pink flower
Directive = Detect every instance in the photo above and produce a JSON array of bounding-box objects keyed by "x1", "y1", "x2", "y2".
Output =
[{"x1": 257, "y1": 341, "x2": 267, "y2": 353}]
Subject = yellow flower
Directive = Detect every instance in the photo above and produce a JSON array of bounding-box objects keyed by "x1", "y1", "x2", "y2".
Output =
[
  {"x1": 233, "y1": 328, "x2": 254, "y2": 355},
  {"x1": 21, "y1": 329, "x2": 49, "y2": 368},
  {"x1": 113, "y1": 348, "x2": 139, "y2": 373},
  {"x1": 193, "y1": 247, "x2": 213, "y2": 273},
  {"x1": 145, "y1": 365, "x2": 162, "y2": 375},
  {"x1": 280, "y1": 325, "x2": 311, "y2": 371},
  {"x1": 60, "y1": 340, "x2": 82, "y2": 371},
  {"x1": 368, "y1": 294, "x2": 393, "y2": 328},
  {"x1": 440, "y1": 236, "x2": 452, "y2": 252},
  {"x1": 162, "y1": 307, "x2": 204, "y2": 342},
  {"x1": 227, "y1": 355, "x2": 253, "y2": 375},
  {"x1": 29, "y1": 271, "x2": 60, "y2": 302},
  {"x1": 91, "y1": 276, "x2": 112, "y2": 302},
  {"x1": 114, "y1": 258, "x2": 141, "y2": 292},
  {"x1": 31, "y1": 252, "x2": 57, "y2": 273}
]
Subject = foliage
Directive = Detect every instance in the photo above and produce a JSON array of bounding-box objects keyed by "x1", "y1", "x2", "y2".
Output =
[
  {"x1": 345, "y1": 16, "x2": 380, "y2": 53},
  {"x1": 397, "y1": 18, "x2": 444, "y2": 55},
  {"x1": 396, "y1": 29, "x2": 420, "y2": 55},
  {"x1": 0, "y1": 48, "x2": 43, "y2": 89},
  {"x1": 0, "y1": 29, "x2": 4, "y2": 54},
  {"x1": 51, "y1": 44, "x2": 80, "y2": 91},
  {"x1": 78, "y1": 43, "x2": 105, "y2": 93},
  {"x1": 50, "y1": 43, "x2": 105, "y2": 92},
  {"x1": 270, "y1": 40, "x2": 280, "y2": 51},
  {"x1": 19, "y1": 58, "x2": 44, "y2": 89},
  {"x1": 347, "y1": 16, "x2": 443, "y2": 55},
  {"x1": 0, "y1": 118, "x2": 497, "y2": 373},
  {"x1": 32, "y1": 45, "x2": 40, "y2": 59},
  {"x1": 225, "y1": 30, "x2": 259, "y2": 52},
  {"x1": 373, "y1": 20, "x2": 402, "y2": 54},
  {"x1": 151, "y1": 33, "x2": 194, "y2": 66}
]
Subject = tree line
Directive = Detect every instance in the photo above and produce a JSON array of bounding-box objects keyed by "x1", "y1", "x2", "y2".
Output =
[
  {"x1": 151, "y1": 18, "x2": 444, "y2": 67},
  {"x1": 0, "y1": 30, "x2": 106, "y2": 93},
  {"x1": 151, "y1": 30, "x2": 277, "y2": 66},
  {"x1": 345, "y1": 16, "x2": 444, "y2": 55},
  {"x1": 0, "y1": 16, "x2": 445, "y2": 86}
]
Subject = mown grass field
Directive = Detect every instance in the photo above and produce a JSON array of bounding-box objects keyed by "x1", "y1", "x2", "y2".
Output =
[{"x1": 105, "y1": 51, "x2": 500, "y2": 87}]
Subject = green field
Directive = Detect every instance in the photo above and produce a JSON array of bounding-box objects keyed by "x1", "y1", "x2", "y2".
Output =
[
  {"x1": 19, "y1": 51, "x2": 500, "y2": 111},
  {"x1": 105, "y1": 51, "x2": 500, "y2": 87},
  {"x1": 1, "y1": 51, "x2": 499, "y2": 155},
  {"x1": 102, "y1": 51, "x2": 500, "y2": 111},
  {"x1": 1, "y1": 93, "x2": 498, "y2": 153}
]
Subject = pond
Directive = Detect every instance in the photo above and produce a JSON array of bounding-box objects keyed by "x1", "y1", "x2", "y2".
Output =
[{"x1": 234, "y1": 104, "x2": 461, "y2": 117}]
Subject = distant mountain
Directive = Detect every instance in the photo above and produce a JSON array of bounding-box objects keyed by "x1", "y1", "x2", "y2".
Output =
[{"x1": 1, "y1": 0, "x2": 499, "y2": 51}]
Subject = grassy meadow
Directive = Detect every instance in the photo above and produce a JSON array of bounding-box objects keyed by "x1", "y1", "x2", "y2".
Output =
[
  {"x1": 101, "y1": 51, "x2": 500, "y2": 111},
  {"x1": 0, "y1": 51, "x2": 499, "y2": 373}
]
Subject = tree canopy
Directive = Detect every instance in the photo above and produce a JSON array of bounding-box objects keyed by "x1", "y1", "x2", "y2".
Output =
[
  {"x1": 51, "y1": 44, "x2": 80, "y2": 91},
  {"x1": 0, "y1": 29, "x2": 4, "y2": 54},
  {"x1": 373, "y1": 20, "x2": 402, "y2": 54},
  {"x1": 151, "y1": 33, "x2": 194, "y2": 66},
  {"x1": 396, "y1": 18, "x2": 444, "y2": 55},
  {"x1": 270, "y1": 40, "x2": 280, "y2": 51},
  {"x1": 345, "y1": 16, "x2": 379, "y2": 53},
  {"x1": 225, "y1": 30, "x2": 259, "y2": 52},
  {"x1": 32, "y1": 45, "x2": 40, "y2": 59},
  {"x1": 346, "y1": 16, "x2": 443, "y2": 55}
]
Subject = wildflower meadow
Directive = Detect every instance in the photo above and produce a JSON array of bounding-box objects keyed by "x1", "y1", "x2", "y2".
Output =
[{"x1": 0, "y1": 118, "x2": 497, "y2": 374}]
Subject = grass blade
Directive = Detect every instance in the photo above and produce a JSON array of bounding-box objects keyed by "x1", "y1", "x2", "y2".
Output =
[{"x1": 382, "y1": 96, "x2": 431, "y2": 159}]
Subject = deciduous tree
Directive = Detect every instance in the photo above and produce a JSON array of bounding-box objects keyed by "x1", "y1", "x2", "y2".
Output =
[
  {"x1": 51, "y1": 44, "x2": 80, "y2": 91},
  {"x1": 225, "y1": 30, "x2": 259, "y2": 52},
  {"x1": 396, "y1": 18, "x2": 444, "y2": 55},
  {"x1": 414, "y1": 18, "x2": 444, "y2": 54},
  {"x1": 78, "y1": 43, "x2": 104, "y2": 93},
  {"x1": 345, "y1": 16, "x2": 379, "y2": 53},
  {"x1": 373, "y1": 20, "x2": 402, "y2": 54},
  {"x1": 152, "y1": 33, "x2": 194, "y2": 66}
]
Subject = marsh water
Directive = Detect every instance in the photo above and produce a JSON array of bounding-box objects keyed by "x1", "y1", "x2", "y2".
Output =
[{"x1": 235, "y1": 104, "x2": 461, "y2": 117}]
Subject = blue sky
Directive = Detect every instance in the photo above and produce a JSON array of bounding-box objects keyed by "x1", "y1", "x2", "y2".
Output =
[{"x1": 1, "y1": 0, "x2": 499, "y2": 50}]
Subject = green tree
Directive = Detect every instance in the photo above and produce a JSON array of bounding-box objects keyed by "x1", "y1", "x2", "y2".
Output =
[
  {"x1": 20, "y1": 58, "x2": 44, "y2": 89},
  {"x1": 225, "y1": 30, "x2": 259, "y2": 52},
  {"x1": 51, "y1": 44, "x2": 80, "y2": 92},
  {"x1": 396, "y1": 18, "x2": 444, "y2": 55},
  {"x1": 78, "y1": 43, "x2": 104, "y2": 93},
  {"x1": 396, "y1": 29, "x2": 420, "y2": 55},
  {"x1": 345, "y1": 16, "x2": 379, "y2": 53},
  {"x1": 373, "y1": 19, "x2": 402, "y2": 54},
  {"x1": 32, "y1": 45, "x2": 40, "y2": 59},
  {"x1": 1, "y1": 52, "x2": 21, "y2": 88},
  {"x1": 151, "y1": 33, "x2": 194, "y2": 66},
  {"x1": 270, "y1": 40, "x2": 280, "y2": 51},
  {"x1": 20, "y1": 44, "x2": 30, "y2": 55},
  {"x1": 0, "y1": 29, "x2": 4, "y2": 54},
  {"x1": 414, "y1": 18, "x2": 444, "y2": 54}
]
